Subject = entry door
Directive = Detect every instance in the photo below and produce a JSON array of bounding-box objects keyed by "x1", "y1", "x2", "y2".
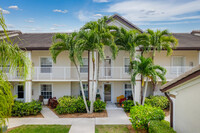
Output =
[
  {"x1": 104, "y1": 59, "x2": 111, "y2": 77},
  {"x1": 16, "y1": 85, "x2": 24, "y2": 100},
  {"x1": 104, "y1": 84, "x2": 111, "y2": 102}
]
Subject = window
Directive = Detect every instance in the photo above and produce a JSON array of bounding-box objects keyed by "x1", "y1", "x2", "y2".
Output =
[
  {"x1": 172, "y1": 56, "x2": 185, "y2": 73},
  {"x1": 41, "y1": 84, "x2": 52, "y2": 99},
  {"x1": 124, "y1": 83, "x2": 132, "y2": 99},
  {"x1": 40, "y1": 57, "x2": 52, "y2": 73},
  {"x1": 0, "y1": 63, "x2": 10, "y2": 73},
  {"x1": 80, "y1": 58, "x2": 88, "y2": 73},
  {"x1": 124, "y1": 58, "x2": 130, "y2": 73},
  {"x1": 80, "y1": 83, "x2": 88, "y2": 99},
  {"x1": 17, "y1": 85, "x2": 24, "y2": 99}
]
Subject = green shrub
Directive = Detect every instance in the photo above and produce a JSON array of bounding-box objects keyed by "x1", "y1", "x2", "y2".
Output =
[
  {"x1": 149, "y1": 120, "x2": 176, "y2": 133},
  {"x1": 145, "y1": 95, "x2": 169, "y2": 110},
  {"x1": 130, "y1": 105, "x2": 165, "y2": 130},
  {"x1": 11, "y1": 100, "x2": 42, "y2": 117},
  {"x1": 122, "y1": 100, "x2": 134, "y2": 112},
  {"x1": 76, "y1": 96, "x2": 90, "y2": 113},
  {"x1": 93, "y1": 99, "x2": 106, "y2": 112},
  {"x1": 55, "y1": 96, "x2": 77, "y2": 114}
]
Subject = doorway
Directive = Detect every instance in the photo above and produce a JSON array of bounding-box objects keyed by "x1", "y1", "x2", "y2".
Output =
[
  {"x1": 104, "y1": 59, "x2": 111, "y2": 77},
  {"x1": 16, "y1": 85, "x2": 24, "y2": 100},
  {"x1": 104, "y1": 84, "x2": 111, "y2": 102}
]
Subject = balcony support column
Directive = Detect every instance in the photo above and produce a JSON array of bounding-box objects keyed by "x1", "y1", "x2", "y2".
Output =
[{"x1": 25, "y1": 51, "x2": 32, "y2": 103}]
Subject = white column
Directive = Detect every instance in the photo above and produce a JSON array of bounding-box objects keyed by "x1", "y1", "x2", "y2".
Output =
[
  {"x1": 89, "y1": 51, "x2": 97, "y2": 102},
  {"x1": 25, "y1": 51, "x2": 32, "y2": 102},
  {"x1": 134, "y1": 80, "x2": 141, "y2": 103},
  {"x1": 198, "y1": 51, "x2": 200, "y2": 64}
]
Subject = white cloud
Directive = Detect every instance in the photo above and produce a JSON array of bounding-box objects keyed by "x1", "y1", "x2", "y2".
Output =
[
  {"x1": 25, "y1": 18, "x2": 34, "y2": 23},
  {"x1": 93, "y1": 0, "x2": 109, "y2": 3},
  {"x1": 8, "y1": 5, "x2": 19, "y2": 10},
  {"x1": 0, "y1": 8, "x2": 10, "y2": 14},
  {"x1": 7, "y1": 24, "x2": 15, "y2": 28},
  {"x1": 50, "y1": 27, "x2": 58, "y2": 30},
  {"x1": 53, "y1": 24, "x2": 66, "y2": 27},
  {"x1": 53, "y1": 9, "x2": 68, "y2": 13},
  {"x1": 106, "y1": 0, "x2": 200, "y2": 21},
  {"x1": 78, "y1": 11, "x2": 104, "y2": 22},
  {"x1": 93, "y1": 14, "x2": 103, "y2": 17}
]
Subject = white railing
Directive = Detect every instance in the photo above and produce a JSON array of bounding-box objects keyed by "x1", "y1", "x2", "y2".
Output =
[
  {"x1": 0, "y1": 67, "x2": 24, "y2": 81},
  {"x1": 1, "y1": 66, "x2": 194, "y2": 81}
]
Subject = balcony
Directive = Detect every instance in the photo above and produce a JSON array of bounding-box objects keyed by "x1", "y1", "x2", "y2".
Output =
[{"x1": 2, "y1": 66, "x2": 194, "y2": 81}]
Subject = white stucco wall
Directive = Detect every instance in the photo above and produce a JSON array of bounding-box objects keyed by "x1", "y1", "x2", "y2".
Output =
[{"x1": 170, "y1": 77, "x2": 200, "y2": 133}]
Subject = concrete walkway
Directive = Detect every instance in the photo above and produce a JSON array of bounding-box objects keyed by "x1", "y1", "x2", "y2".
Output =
[{"x1": 7, "y1": 103, "x2": 131, "y2": 133}]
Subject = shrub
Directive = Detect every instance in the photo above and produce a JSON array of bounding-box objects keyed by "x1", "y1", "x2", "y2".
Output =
[
  {"x1": 55, "y1": 96, "x2": 77, "y2": 114},
  {"x1": 11, "y1": 100, "x2": 42, "y2": 117},
  {"x1": 76, "y1": 96, "x2": 90, "y2": 113},
  {"x1": 93, "y1": 99, "x2": 106, "y2": 112},
  {"x1": 122, "y1": 100, "x2": 134, "y2": 112},
  {"x1": 149, "y1": 120, "x2": 176, "y2": 133},
  {"x1": 145, "y1": 95, "x2": 169, "y2": 110},
  {"x1": 130, "y1": 105, "x2": 165, "y2": 130}
]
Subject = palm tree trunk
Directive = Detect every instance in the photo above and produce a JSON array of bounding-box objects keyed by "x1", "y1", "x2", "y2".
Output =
[
  {"x1": 74, "y1": 62, "x2": 89, "y2": 113},
  {"x1": 93, "y1": 53, "x2": 100, "y2": 102},
  {"x1": 130, "y1": 53, "x2": 135, "y2": 104},
  {"x1": 142, "y1": 77, "x2": 149, "y2": 105},
  {"x1": 90, "y1": 51, "x2": 95, "y2": 113}
]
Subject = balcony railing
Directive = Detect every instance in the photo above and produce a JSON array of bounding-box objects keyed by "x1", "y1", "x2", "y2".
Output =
[{"x1": 1, "y1": 66, "x2": 194, "y2": 81}]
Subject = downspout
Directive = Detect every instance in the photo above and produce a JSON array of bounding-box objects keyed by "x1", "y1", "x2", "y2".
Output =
[
  {"x1": 88, "y1": 50, "x2": 90, "y2": 100},
  {"x1": 164, "y1": 92, "x2": 173, "y2": 128}
]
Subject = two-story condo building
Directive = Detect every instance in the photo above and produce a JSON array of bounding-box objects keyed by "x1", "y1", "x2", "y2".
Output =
[{"x1": 4, "y1": 14, "x2": 200, "y2": 104}]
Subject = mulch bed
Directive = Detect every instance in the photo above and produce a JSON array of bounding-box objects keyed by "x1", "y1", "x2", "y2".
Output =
[
  {"x1": 127, "y1": 125, "x2": 147, "y2": 133},
  {"x1": 10, "y1": 113, "x2": 44, "y2": 118},
  {"x1": 47, "y1": 106, "x2": 108, "y2": 118}
]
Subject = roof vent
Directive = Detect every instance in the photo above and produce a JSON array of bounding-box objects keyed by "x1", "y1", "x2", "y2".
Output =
[{"x1": 191, "y1": 30, "x2": 200, "y2": 36}]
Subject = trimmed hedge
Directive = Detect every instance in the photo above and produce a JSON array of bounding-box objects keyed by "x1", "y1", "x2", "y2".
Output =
[
  {"x1": 130, "y1": 105, "x2": 165, "y2": 130},
  {"x1": 149, "y1": 120, "x2": 176, "y2": 133},
  {"x1": 55, "y1": 96, "x2": 106, "y2": 114},
  {"x1": 145, "y1": 95, "x2": 169, "y2": 110},
  {"x1": 122, "y1": 100, "x2": 134, "y2": 112},
  {"x1": 11, "y1": 100, "x2": 42, "y2": 117}
]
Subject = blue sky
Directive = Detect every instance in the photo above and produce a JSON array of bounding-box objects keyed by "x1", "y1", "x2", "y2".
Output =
[{"x1": 0, "y1": 0, "x2": 200, "y2": 33}]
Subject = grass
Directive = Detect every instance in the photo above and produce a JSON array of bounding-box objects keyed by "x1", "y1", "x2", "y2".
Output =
[
  {"x1": 8, "y1": 125, "x2": 71, "y2": 133},
  {"x1": 95, "y1": 125, "x2": 129, "y2": 133}
]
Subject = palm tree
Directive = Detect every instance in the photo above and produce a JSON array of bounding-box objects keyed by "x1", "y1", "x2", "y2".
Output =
[
  {"x1": 0, "y1": 12, "x2": 30, "y2": 129},
  {"x1": 146, "y1": 29, "x2": 178, "y2": 63},
  {"x1": 80, "y1": 16, "x2": 118, "y2": 113},
  {"x1": 130, "y1": 56, "x2": 166, "y2": 105},
  {"x1": 115, "y1": 27, "x2": 149, "y2": 103},
  {"x1": 50, "y1": 32, "x2": 89, "y2": 113}
]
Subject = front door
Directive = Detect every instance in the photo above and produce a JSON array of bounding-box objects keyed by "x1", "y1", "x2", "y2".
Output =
[
  {"x1": 16, "y1": 85, "x2": 24, "y2": 100},
  {"x1": 104, "y1": 59, "x2": 111, "y2": 77},
  {"x1": 104, "y1": 84, "x2": 111, "y2": 102}
]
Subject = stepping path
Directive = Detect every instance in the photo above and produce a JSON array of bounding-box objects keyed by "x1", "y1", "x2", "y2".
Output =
[{"x1": 41, "y1": 106, "x2": 59, "y2": 119}]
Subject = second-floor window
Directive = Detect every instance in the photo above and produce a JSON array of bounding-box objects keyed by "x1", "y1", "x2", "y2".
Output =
[
  {"x1": 124, "y1": 58, "x2": 130, "y2": 73},
  {"x1": 80, "y1": 83, "x2": 88, "y2": 99},
  {"x1": 80, "y1": 58, "x2": 88, "y2": 73},
  {"x1": 172, "y1": 56, "x2": 185, "y2": 73},
  {"x1": 40, "y1": 57, "x2": 52, "y2": 73}
]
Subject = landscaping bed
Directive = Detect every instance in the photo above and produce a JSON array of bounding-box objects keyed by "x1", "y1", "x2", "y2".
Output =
[{"x1": 8, "y1": 125, "x2": 71, "y2": 133}]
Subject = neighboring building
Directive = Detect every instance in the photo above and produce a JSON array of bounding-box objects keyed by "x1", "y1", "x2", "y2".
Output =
[
  {"x1": 2, "y1": 14, "x2": 200, "y2": 104},
  {"x1": 161, "y1": 65, "x2": 200, "y2": 133}
]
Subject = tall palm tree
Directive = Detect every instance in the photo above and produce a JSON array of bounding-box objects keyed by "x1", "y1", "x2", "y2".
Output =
[
  {"x1": 0, "y1": 12, "x2": 30, "y2": 129},
  {"x1": 130, "y1": 56, "x2": 166, "y2": 105},
  {"x1": 50, "y1": 32, "x2": 89, "y2": 113},
  {"x1": 115, "y1": 27, "x2": 149, "y2": 103},
  {"x1": 146, "y1": 29, "x2": 178, "y2": 63},
  {"x1": 80, "y1": 16, "x2": 118, "y2": 113}
]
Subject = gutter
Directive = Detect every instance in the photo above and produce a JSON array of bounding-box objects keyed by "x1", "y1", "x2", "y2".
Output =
[{"x1": 164, "y1": 92, "x2": 173, "y2": 128}]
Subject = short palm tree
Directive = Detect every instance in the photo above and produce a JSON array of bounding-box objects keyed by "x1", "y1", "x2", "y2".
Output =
[
  {"x1": 115, "y1": 27, "x2": 149, "y2": 103},
  {"x1": 146, "y1": 29, "x2": 178, "y2": 62},
  {"x1": 130, "y1": 56, "x2": 166, "y2": 105},
  {"x1": 50, "y1": 32, "x2": 89, "y2": 113},
  {"x1": 0, "y1": 12, "x2": 30, "y2": 129}
]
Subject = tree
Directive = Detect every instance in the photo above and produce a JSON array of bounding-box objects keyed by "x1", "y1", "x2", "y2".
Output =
[
  {"x1": 0, "y1": 12, "x2": 30, "y2": 129},
  {"x1": 146, "y1": 29, "x2": 178, "y2": 63},
  {"x1": 130, "y1": 56, "x2": 166, "y2": 105},
  {"x1": 79, "y1": 16, "x2": 118, "y2": 113},
  {"x1": 50, "y1": 32, "x2": 89, "y2": 113},
  {"x1": 115, "y1": 27, "x2": 149, "y2": 103}
]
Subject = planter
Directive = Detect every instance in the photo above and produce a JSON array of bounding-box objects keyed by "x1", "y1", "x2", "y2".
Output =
[{"x1": 0, "y1": 126, "x2": 7, "y2": 133}]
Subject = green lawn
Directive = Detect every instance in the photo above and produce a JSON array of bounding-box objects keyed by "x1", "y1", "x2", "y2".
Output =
[
  {"x1": 95, "y1": 125, "x2": 129, "y2": 133},
  {"x1": 8, "y1": 125, "x2": 71, "y2": 133}
]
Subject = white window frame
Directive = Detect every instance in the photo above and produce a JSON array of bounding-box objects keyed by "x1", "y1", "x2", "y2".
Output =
[
  {"x1": 40, "y1": 57, "x2": 53, "y2": 73},
  {"x1": 171, "y1": 56, "x2": 186, "y2": 74},
  {"x1": 124, "y1": 83, "x2": 132, "y2": 99},
  {"x1": 124, "y1": 58, "x2": 130, "y2": 73},
  {"x1": 80, "y1": 58, "x2": 88, "y2": 73},
  {"x1": 103, "y1": 58, "x2": 112, "y2": 77},
  {"x1": 15, "y1": 84, "x2": 24, "y2": 100},
  {"x1": 40, "y1": 84, "x2": 53, "y2": 99}
]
